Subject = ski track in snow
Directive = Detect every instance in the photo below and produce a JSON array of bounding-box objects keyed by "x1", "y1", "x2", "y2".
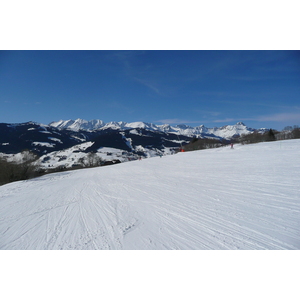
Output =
[{"x1": 0, "y1": 139, "x2": 299, "y2": 250}]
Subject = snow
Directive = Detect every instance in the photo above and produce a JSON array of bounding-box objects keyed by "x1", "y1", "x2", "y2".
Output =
[
  {"x1": 48, "y1": 137, "x2": 63, "y2": 143},
  {"x1": 37, "y1": 139, "x2": 168, "y2": 170},
  {"x1": 3, "y1": 151, "x2": 37, "y2": 163},
  {"x1": 39, "y1": 142, "x2": 95, "y2": 168},
  {"x1": 32, "y1": 141, "x2": 55, "y2": 148},
  {"x1": 125, "y1": 121, "x2": 158, "y2": 131},
  {"x1": 129, "y1": 129, "x2": 140, "y2": 135},
  {"x1": 38, "y1": 143, "x2": 134, "y2": 170},
  {"x1": 39, "y1": 130, "x2": 52, "y2": 134},
  {"x1": 120, "y1": 132, "x2": 133, "y2": 150},
  {"x1": 206, "y1": 124, "x2": 253, "y2": 139},
  {"x1": 126, "y1": 121, "x2": 148, "y2": 128},
  {"x1": 0, "y1": 139, "x2": 299, "y2": 250}
]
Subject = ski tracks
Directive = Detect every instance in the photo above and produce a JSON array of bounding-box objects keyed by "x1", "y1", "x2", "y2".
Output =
[{"x1": 1, "y1": 140, "x2": 300, "y2": 250}]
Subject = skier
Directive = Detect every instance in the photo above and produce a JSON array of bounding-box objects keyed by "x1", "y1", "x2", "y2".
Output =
[{"x1": 231, "y1": 143, "x2": 234, "y2": 149}]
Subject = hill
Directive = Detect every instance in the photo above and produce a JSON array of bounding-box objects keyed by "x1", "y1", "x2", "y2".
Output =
[{"x1": 0, "y1": 139, "x2": 299, "y2": 249}]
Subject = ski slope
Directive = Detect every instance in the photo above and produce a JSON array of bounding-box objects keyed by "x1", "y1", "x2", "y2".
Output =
[{"x1": 0, "y1": 139, "x2": 299, "y2": 249}]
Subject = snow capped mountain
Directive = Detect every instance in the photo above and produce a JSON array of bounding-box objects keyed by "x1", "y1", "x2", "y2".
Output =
[
  {"x1": 202, "y1": 122, "x2": 259, "y2": 139},
  {"x1": 0, "y1": 121, "x2": 188, "y2": 167},
  {"x1": 49, "y1": 118, "x2": 262, "y2": 139},
  {"x1": 126, "y1": 121, "x2": 159, "y2": 131},
  {"x1": 0, "y1": 119, "x2": 268, "y2": 171},
  {"x1": 49, "y1": 119, "x2": 105, "y2": 131}
]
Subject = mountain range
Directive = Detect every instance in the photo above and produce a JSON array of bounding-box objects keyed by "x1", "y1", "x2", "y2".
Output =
[
  {"x1": 0, "y1": 119, "x2": 267, "y2": 169},
  {"x1": 49, "y1": 118, "x2": 259, "y2": 139}
]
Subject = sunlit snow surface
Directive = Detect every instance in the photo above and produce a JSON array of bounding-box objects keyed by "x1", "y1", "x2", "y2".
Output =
[{"x1": 0, "y1": 140, "x2": 299, "y2": 249}]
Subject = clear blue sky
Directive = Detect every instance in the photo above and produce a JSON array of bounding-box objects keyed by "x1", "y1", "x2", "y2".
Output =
[{"x1": 1, "y1": 50, "x2": 299, "y2": 130}]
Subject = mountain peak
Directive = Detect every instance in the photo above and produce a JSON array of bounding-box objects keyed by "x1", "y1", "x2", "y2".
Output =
[
  {"x1": 49, "y1": 119, "x2": 105, "y2": 131},
  {"x1": 176, "y1": 124, "x2": 192, "y2": 129}
]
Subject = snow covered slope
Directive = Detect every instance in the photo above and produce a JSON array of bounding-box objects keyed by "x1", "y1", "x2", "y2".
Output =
[
  {"x1": 38, "y1": 144, "x2": 134, "y2": 169},
  {"x1": 0, "y1": 139, "x2": 299, "y2": 250}
]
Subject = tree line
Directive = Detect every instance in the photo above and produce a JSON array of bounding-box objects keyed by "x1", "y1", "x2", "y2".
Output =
[
  {"x1": 237, "y1": 126, "x2": 300, "y2": 145},
  {"x1": 0, "y1": 151, "x2": 120, "y2": 186},
  {"x1": 182, "y1": 137, "x2": 227, "y2": 151},
  {"x1": 0, "y1": 151, "x2": 42, "y2": 186}
]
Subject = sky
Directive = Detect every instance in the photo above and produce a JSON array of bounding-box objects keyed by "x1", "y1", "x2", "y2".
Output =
[{"x1": 0, "y1": 50, "x2": 299, "y2": 130}]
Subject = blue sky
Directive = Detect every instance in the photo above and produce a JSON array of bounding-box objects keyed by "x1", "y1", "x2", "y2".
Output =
[{"x1": 0, "y1": 50, "x2": 299, "y2": 130}]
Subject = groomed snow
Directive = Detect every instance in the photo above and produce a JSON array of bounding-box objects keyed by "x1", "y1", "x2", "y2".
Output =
[{"x1": 0, "y1": 139, "x2": 299, "y2": 250}]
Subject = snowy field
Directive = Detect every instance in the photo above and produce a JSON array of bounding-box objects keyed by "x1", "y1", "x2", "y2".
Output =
[{"x1": 0, "y1": 139, "x2": 299, "y2": 250}]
